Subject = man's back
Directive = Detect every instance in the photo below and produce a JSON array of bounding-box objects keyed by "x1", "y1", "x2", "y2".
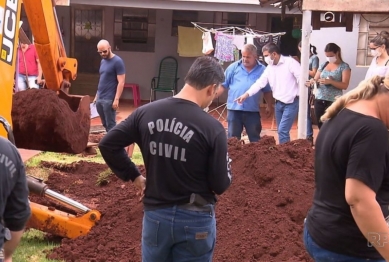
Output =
[{"x1": 128, "y1": 97, "x2": 231, "y2": 209}]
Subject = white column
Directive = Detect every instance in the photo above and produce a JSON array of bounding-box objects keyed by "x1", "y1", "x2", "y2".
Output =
[{"x1": 297, "y1": 10, "x2": 312, "y2": 139}]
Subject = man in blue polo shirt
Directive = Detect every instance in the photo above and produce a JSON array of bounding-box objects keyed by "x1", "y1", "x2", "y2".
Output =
[{"x1": 216, "y1": 44, "x2": 273, "y2": 142}]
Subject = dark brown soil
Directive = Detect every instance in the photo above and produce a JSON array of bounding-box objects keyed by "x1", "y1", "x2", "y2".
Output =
[
  {"x1": 12, "y1": 89, "x2": 90, "y2": 154},
  {"x1": 32, "y1": 136, "x2": 314, "y2": 262}
]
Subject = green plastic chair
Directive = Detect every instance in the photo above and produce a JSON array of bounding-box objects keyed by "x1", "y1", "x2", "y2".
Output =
[{"x1": 150, "y1": 56, "x2": 179, "y2": 102}]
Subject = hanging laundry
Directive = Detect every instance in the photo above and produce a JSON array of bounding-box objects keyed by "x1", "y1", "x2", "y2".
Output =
[
  {"x1": 214, "y1": 32, "x2": 234, "y2": 62},
  {"x1": 232, "y1": 35, "x2": 245, "y2": 50},
  {"x1": 253, "y1": 35, "x2": 282, "y2": 57},
  {"x1": 177, "y1": 26, "x2": 203, "y2": 57},
  {"x1": 202, "y1": 32, "x2": 214, "y2": 55},
  {"x1": 246, "y1": 34, "x2": 254, "y2": 45}
]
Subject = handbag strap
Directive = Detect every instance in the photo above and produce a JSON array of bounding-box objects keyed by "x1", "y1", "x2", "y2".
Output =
[{"x1": 21, "y1": 47, "x2": 30, "y2": 89}]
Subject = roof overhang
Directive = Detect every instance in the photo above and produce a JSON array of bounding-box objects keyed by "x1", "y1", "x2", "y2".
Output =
[
  {"x1": 70, "y1": 0, "x2": 300, "y2": 14},
  {"x1": 302, "y1": 0, "x2": 388, "y2": 12}
]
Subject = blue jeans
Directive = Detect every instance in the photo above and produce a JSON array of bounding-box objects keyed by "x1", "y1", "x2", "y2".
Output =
[
  {"x1": 142, "y1": 205, "x2": 216, "y2": 262},
  {"x1": 303, "y1": 222, "x2": 385, "y2": 262},
  {"x1": 227, "y1": 110, "x2": 261, "y2": 142},
  {"x1": 275, "y1": 97, "x2": 299, "y2": 144},
  {"x1": 96, "y1": 99, "x2": 116, "y2": 132},
  {"x1": 17, "y1": 74, "x2": 39, "y2": 91}
]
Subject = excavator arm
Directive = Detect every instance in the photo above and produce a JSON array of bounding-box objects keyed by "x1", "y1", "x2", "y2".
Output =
[
  {"x1": 0, "y1": 0, "x2": 98, "y2": 238},
  {"x1": 23, "y1": 0, "x2": 77, "y2": 90},
  {"x1": 0, "y1": 0, "x2": 91, "y2": 153}
]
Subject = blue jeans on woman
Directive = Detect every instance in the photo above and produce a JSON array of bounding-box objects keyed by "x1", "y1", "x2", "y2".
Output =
[
  {"x1": 303, "y1": 221, "x2": 385, "y2": 262},
  {"x1": 142, "y1": 205, "x2": 216, "y2": 262},
  {"x1": 96, "y1": 99, "x2": 116, "y2": 132}
]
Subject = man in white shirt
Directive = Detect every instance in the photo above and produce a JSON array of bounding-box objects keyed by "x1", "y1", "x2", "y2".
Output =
[{"x1": 235, "y1": 43, "x2": 301, "y2": 144}]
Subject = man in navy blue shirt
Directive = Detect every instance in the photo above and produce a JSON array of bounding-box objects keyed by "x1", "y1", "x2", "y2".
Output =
[
  {"x1": 216, "y1": 44, "x2": 273, "y2": 142},
  {"x1": 93, "y1": 39, "x2": 126, "y2": 132}
]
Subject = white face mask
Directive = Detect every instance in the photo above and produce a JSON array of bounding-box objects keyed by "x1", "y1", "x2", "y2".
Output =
[
  {"x1": 371, "y1": 49, "x2": 382, "y2": 57},
  {"x1": 326, "y1": 56, "x2": 337, "y2": 63},
  {"x1": 264, "y1": 56, "x2": 274, "y2": 66}
]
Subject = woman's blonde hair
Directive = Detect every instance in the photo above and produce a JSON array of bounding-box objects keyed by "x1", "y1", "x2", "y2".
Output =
[{"x1": 321, "y1": 75, "x2": 389, "y2": 121}]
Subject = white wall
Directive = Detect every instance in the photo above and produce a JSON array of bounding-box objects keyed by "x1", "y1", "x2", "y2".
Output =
[{"x1": 310, "y1": 14, "x2": 368, "y2": 93}]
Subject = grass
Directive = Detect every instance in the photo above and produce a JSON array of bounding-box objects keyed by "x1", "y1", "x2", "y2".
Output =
[
  {"x1": 13, "y1": 229, "x2": 64, "y2": 262},
  {"x1": 95, "y1": 168, "x2": 112, "y2": 185},
  {"x1": 16, "y1": 145, "x2": 144, "y2": 262}
]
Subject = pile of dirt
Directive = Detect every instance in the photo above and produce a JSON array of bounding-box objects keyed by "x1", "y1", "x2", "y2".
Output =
[
  {"x1": 12, "y1": 89, "x2": 90, "y2": 154},
  {"x1": 215, "y1": 136, "x2": 315, "y2": 261},
  {"x1": 32, "y1": 136, "x2": 314, "y2": 262}
]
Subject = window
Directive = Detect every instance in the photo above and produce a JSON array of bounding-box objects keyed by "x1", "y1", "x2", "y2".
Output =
[
  {"x1": 172, "y1": 10, "x2": 198, "y2": 36},
  {"x1": 357, "y1": 14, "x2": 389, "y2": 66},
  {"x1": 222, "y1": 12, "x2": 248, "y2": 26},
  {"x1": 114, "y1": 8, "x2": 156, "y2": 52}
]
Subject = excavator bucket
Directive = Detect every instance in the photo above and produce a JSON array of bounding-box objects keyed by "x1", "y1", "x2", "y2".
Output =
[{"x1": 11, "y1": 89, "x2": 91, "y2": 154}]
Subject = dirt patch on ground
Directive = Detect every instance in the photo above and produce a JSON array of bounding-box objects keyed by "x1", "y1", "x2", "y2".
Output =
[
  {"x1": 31, "y1": 135, "x2": 314, "y2": 262},
  {"x1": 12, "y1": 89, "x2": 90, "y2": 154}
]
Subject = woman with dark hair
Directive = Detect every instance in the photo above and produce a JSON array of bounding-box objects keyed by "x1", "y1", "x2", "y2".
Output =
[
  {"x1": 365, "y1": 31, "x2": 389, "y2": 79},
  {"x1": 304, "y1": 75, "x2": 389, "y2": 262},
  {"x1": 298, "y1": 41, "x2": 319, "y2": 143},
  {"x1": 308, "y1": 43, "x2": 351, "y2": 128}
]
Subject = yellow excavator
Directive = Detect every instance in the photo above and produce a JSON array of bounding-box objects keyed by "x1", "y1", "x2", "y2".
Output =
[{"x1": 0, "y1": 0, "x2": 101, "y2": 238}]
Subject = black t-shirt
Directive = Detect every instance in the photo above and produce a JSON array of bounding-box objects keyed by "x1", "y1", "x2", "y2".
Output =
[
  {"x1": 0, "y1": 137, "x2": 31, "y2": 246},
  {"x1": 99, "y1": 97, "x2": 232, "y2": 209},
  {"x1": 306, "y1": 108, "x2": 389, "y2": 259}
]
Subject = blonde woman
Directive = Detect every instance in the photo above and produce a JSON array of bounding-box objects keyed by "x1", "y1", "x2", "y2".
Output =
[
  {"x1": 304, "y1": 75, "x2": 389, "y2": 261},
  {"x1": 365, "y1": 31, "x2": 389, "y2": 79}
]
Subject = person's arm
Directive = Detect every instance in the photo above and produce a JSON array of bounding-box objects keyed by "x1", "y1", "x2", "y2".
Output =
[
  {"x1": 246, "y1": 67, "x2": 269, "y2": 97},
  {"x1": 346, "y1": 179, "x2": 389, "y2": 259},
  {"x1": 344, "y1": 125, "x2": 389, "y2": 259},
  {"x1": 115, "y1": 74, "x2": 125, "y2": 101},
  {"x1": 207, "y1": 130, "x2": 232, "y2": 195},
  {"x1": 289, "y1": 57, "x2": 301, "y2": 84},
  {"x1": 3, "y1": 158, "x2": 31, "y2": 261},
  {"x1": 309, "y1": 56, "x2": 319, "y2": 78},
  {"x1": 114, "y1": 58, "x2": 126, "y2": 101},
  {"x1": 215, "y1": 85, "x2": 226, "y2": 99},
  {"x1": 4, "y1": 230, "x2": 24, "y2": 261},
  {"x1": 215, "y1": 64, "x2": 234, "y2": 99},
  {"x1": 98, "y1": 112, "x2": 142, "y2": 182}
]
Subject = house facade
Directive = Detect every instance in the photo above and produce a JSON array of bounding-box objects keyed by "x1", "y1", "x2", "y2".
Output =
[{"x1": 21, "y1": 0, "x2": 302, "y2": 102}]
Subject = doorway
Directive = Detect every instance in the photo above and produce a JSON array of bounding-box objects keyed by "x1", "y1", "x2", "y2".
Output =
[{"x1": 270, "y1": 16, "x2": 300, "y2": 57}]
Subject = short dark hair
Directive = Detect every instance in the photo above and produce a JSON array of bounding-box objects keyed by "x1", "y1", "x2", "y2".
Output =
[
  {"x1": 184, "y1": 56, "x2": 225, "y2": 90},
  {"x1": 262, "y1": 43, "x2": 280, "y2": 54}
]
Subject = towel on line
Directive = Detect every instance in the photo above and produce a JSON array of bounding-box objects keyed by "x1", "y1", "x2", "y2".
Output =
[{"x1": 177, "y1": 26, "x2": 203, "y2": 57}]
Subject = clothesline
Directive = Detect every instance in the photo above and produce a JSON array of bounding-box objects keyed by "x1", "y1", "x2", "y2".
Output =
[{"x1": 191, "y1": 22, "x2": 286, "y2": 38}]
